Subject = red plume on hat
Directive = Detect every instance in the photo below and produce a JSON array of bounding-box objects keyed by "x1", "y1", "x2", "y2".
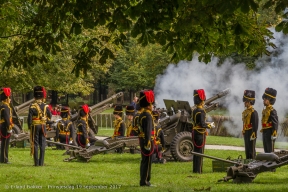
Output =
[
  {"x1": 193, "y1": 89, "x2": 206, "y2": 105},
  {"x1": 144, "y1": 90, "x2": 154, "y2": 103},
  {"x1": 3, "y1": 88, "x2": 11, "y2": 97},
  {"x1": 82, "y1": 104, "x2": 89, "y2": 114},
  {"x1": 0, "y1": 87, "x2": 11, "y2": 101},
  {"x1": 197, "y1": 89, "x2": 206, "y2": 101}
]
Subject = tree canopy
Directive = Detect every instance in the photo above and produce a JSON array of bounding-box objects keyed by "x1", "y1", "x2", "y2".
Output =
[{"x1": 1, "y1": 0, "x2": 287, "y2": 77}]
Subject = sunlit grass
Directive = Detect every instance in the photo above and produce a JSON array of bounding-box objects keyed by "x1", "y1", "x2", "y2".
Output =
[{"x1": 2, "y1": 147, "x2": 288, "y2": 192}]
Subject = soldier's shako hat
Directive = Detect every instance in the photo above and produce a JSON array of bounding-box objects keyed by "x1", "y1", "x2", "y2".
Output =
[
  {"x1": 243, "y1": 90, "x2": 255, "y2": 105},
  {"x1": 152, "y1": 110, "x2": 160, "y2": 120},
  {"x1": 125, "y1": 105, "x2": 135, "y2": 116},
  {"x1": 0, "y1": 87, "x2": 11, "y2": 101},
  {"x1": 193, "y1": 89, "x2": 206, "y2": 105},
  {"x1": 262, "y1": 87, "x2": 277, "y2": 105},
  {"x1": 113, "y1": 105, "x2": 123, "y2": 116},
  {"x1": 139, "y1": 90, "x2": 155, "y2": 108},
  {"x1": 79, "y1": 104, "x2": 89, "y2": 117},
  {"x1": 34, "y1": 86, "x2": 46, "y2": 99},
  {"x1": 60, "y1": 106, "x2": 70, "y2": 118}
]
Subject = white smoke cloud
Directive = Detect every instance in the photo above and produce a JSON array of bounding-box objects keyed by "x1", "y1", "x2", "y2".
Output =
[{"x1": 154, "y1": 29, "x2": 288, "y2": 139}]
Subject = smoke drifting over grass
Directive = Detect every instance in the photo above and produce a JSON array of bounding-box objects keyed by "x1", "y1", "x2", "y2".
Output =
[{"x1": 154, "y1": 29, "x2": 288, "y2": 138}]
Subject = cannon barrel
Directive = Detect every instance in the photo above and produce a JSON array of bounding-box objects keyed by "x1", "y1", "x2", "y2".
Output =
[
  {"x1": 14, "y1": 99, "x2": 35, "y2": 114},
  {"x1": 89, "y1": 92, "x2": 123, "y2": 112},
  {"x1": 204, "y1": 88, "x2": 230, "y2": 105},
  {"x1": 46, "y1": 140, "x2": 83, "y2": 150},
  {"x1": 191, "y1": 151, "x2": 242, "y2": 166}
]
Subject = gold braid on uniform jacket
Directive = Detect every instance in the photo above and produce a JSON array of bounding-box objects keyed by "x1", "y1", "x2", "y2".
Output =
[
  {"x1": 0, "y1": 101, "x2": 13, "y2": 130},
  {"x1": 262, "y1": 105, "x2": 273, "y2": 124},
  {"x1": 114, "y1": 117, "x2": 123, "y2": 134},
  {"x1": 126, "y1": 120, "x2": 133, "y2": 136},
  {"x1": 242, "y1": 106, "x2": 254, "y2": 125}
]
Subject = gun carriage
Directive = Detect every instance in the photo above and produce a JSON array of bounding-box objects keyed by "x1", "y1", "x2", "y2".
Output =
[
  {"x1": 50, "y1": 89, "x2": 230, "y2": 162},
  {"x1": 9, "y1": 92, "x2": 124, "y2": 145},
  {"x1": 192, "y1": 150, "x2": 288, "y2": 183}
]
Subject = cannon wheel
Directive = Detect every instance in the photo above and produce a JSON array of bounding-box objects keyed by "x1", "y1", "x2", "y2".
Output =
[{"x1": 170, "y1": 131, "x2": 194, "y2": 162}]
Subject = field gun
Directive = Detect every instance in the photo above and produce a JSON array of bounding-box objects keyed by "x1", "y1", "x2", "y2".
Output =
[
  {"x1": 192, "y1": 150, "x2": 288, "y2": 183},
  {"x1": 160, "y1": 88, "x2": 230, "y2": 162},
  {"x1": 69, "y1": 92, "x2": 123, "y2": 137},
  {"x1": 46, "y1": 136, "x2": 139, "y2": 162}
]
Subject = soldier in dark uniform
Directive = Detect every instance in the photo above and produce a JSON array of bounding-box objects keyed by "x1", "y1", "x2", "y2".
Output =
[
  {"x1": 242, "y1": 90, "x2": 259, "y2": 159},
  {"x1": 0, "y1": 87, "x2": 13, "y2": 164},
  {"x1": 151, "y1": 110, "x2": 166, "y2": 164},
  {"x1": 76, "y1": 104, "x2": 96, "y2": 148},
  {"x1": 139, "y1": 89, "x2": 155, "y2": 187},
  {"x1": 112, "y1": 105, "x2": 125, "y2": 153},
  {"x1": 131, "y1": 101, "x2": 142, "y2": 136},
  {"x1": 112, "y1": 105, "x2": 125, "y2": 138},
  {"x1": 261, "y1": 87, "x2": 278, "y2": 153},
  {"x1": 55, "y1": 106, "x2": 75, "y2": 148},
  {"x1": 192, "y1": 89, "x2": 215, "y2": 173},
  {"x1": 126, "y1": 105, "x2": 135, "y2": 137},
  {"x1": 28, "y1": 86, "x2": 52, "y2": 166}
]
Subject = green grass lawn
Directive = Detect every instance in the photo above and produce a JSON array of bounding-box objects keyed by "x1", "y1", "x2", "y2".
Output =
[
  {"x1": 2, "y1": 147, "x2": 288, "y2": 192},
  {"x1": 98, "y1": 129, "x2": 288, "y2": 150}
]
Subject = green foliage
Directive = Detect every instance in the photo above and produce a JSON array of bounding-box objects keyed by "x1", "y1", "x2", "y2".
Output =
[
  {"x1": 0, "y1": 0, "x2": 283, "y2": 75},
  {"x1": 108, "y1": 38, "x2": 170, "y2": 91}
]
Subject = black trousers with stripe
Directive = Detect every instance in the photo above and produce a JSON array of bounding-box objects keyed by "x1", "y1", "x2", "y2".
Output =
[
  {"x1": 139, "y1": 138, "x2": 153, "y2": 186},
  {"x1": 192, "y1": 130, "x2": 205, "y2": 173},
  {"x1": 244, "y1": 129, "x2": 256, "y2": 159},
  {"x1": 262, "y1": 129, "x2": 275, "y2": 153},
  {"x1": 31, "y1": 125, "x2": 46, "y2": 166},
  {"x1": 0, "y1": 126, "x2": 11, "y2": 163}
]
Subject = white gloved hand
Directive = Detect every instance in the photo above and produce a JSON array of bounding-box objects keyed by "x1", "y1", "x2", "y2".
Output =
[
  {"x1": 69, "y1": 140, "x2": 73, "y2": 145},
  {"x1": 7, "y1": 129, "x2": 13, "y2": 133},
  {"x1": 271, "y1": 135, "x2": 277, "y2": 140},
  {"x1": 210, "y1": 122, "x2": 215, "y2": 129},
  {"x1": 50, "y1": 138, "x2": 54, "y2": 141},
  {"x1": 86, "y1": 143, "x2": 91, "y2": 148}
]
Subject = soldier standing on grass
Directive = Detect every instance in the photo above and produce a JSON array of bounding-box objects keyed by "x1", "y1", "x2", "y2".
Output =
[
  {"x1": 261, "y1": 88, "x2": 278, "y2": 153},
  {"x1": 151, "y1": 110, "x2": 166, "y2": 164},
  {"x1": 139, "y1": 89, "x2": 155, "y2": 187},
  {"x1": 191, "y1": 89, "x2": 215, "y2": 173},
  {"x1": 0, "y1": 87, "x2": 13, "y2": 164},
  {"x1": 132, "y1": 101, "x2": 142, "y2": 137},
  {"x1": 125, "y1": 105, "x2": 135, "y2": 137},
  {"x1": 112, "y1": 105, "x2": 125, "y2": 153},
  {"x1": 28, "y1": 86, "x2": 52, "y2": 166},
  {"x1": 242, "y1": 90, "x2": 259, "y2": 159},
  {"x1": 76, "y1": 104, "x2": 96, "y2": 148},
  {"x1": 55, "y1": 106, "x2": 75, "y2": 148}
]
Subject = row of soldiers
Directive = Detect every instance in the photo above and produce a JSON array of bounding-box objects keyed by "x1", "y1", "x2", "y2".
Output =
[
  {"x1": 0, "y1": 86, "x2": 97, "y2": 165},
  {"x1": 191, "y1": 87, "x2": 278, "y2": 174}
]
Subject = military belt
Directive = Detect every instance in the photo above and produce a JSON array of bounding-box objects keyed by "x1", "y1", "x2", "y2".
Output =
[
  {"x1": 60, "y1": 131, "x2": 70, "y2": 135},
  {"x1": 262, "y1": 123, "x2": 272, "y2": 128},
  {"x1": 243, "y1": 124, "x2": 252, "y2": 130}
]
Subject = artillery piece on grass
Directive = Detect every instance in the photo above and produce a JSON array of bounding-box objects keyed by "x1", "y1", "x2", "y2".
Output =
[
  {"x1": 192, "y1": 150, "x2": 288, "y2": 183},
  {"x1": 50, "y1": 89, "x2": 230, "y2": 162},
  {"x1": 9, "y1": 92, "x2": 124, "y2": 146},
  {"x1": 46, "y1": 136, "x2": 140, "y2": 162},
  {"x1": 160, "y1": 88, "x2": 230, "y2": 162}
]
